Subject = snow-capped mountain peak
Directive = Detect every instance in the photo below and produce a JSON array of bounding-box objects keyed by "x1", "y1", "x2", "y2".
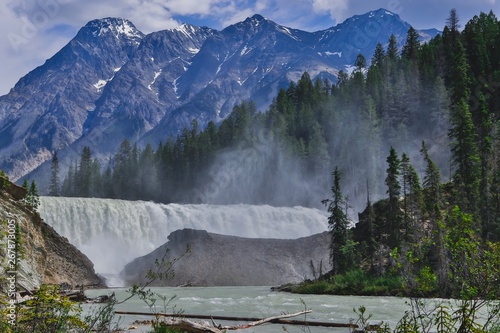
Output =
[
  {"x1": 173, "y1": 23, "x2": 201, "y2": 38},
  {"x1": 84, "y1": 17, "x2": 144, "y2": 40}
]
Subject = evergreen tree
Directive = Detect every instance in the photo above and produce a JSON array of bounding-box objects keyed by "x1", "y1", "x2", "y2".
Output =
[
  {"x1": 355, "y1": 53, "x2": 367, "y2": 72},
  {"x1": 401, "y1": 153, "x2": 423, "y2": 241},
  {"x1": 446, "y1": 8, "x2": 461, "y2": 36},
  {"x1": 387, "y1": 34, "x2": 399, "y2": 60},
  {"x1": 371, "y1": 42, "x2": 385, "y2": 67},
  {"x1": 89, "y1": 158, "x2": 102, "y2": 197},
  {"x1": 49, "y1": 151, "x2": 60, "y2": 196},
  {"x1": 463, "y1": 13, "x2": 492, "y2": 82},
  {"x1": 420, "y1": 141, "x2": 442, "y2": 215},
  {"x1": 30, "y1": 181, "x2": 40, "y2": 209},
  {"x1": 336, "y1": 70, "x2": 349, "y2": 87},
  {"x1": 24, "y1": 180, "x2": 40, "y2": 210},
  {"x1": 401, "y1": 27, "x2": 421, "y2": 61},
  {"x1": 102, "y1": 166, "x2": 114, "y2": 198},
  {"x1": 449, "y1": 99, "x2": 481, "y2": 217},
  {"x1": 307, "y1": 122, "x2": 330, "y2": 175},
  {"x1": 138, "y1": 143, "x2": 157, "y2": 200},
  {"x1": 385, "y1": 147, "x2": 402, "y2": 247},
  {"x1": 22, "y1": 179, "x2": 28, "y2": 191},
  {"x1": 322, "y1": 166, "x2": 350, "y2": 274},
  {"x1": 448, "y1": 40, "x2": 471, "y2": 107},
  {"x1": 354, "y1": 182, "x2": 378, "y2": 271},
  {"x1": 76, "y1": 146, "x2": 92, "y2": 197},
  {"x1": 71, "y1": 160, "x2": 78, "y2": 196},
  {"x1": 475, "y1": 93, "x2": 494, "y2": 239},
  {"x1": 113, "y1": 139, "x2": 133, "y2": 199},
  {"x1": 401, "y1": 153, "x2": 412, "y2": 236}
]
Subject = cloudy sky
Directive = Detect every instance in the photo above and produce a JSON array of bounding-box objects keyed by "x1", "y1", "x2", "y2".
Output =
[{"x1": 0, "y1": 0, "x2": 498, "y2": 95}]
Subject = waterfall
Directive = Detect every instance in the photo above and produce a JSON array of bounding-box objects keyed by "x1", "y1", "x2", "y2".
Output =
[{"x1": 39, "y1": 197, "x2": 329, "y2": 275}]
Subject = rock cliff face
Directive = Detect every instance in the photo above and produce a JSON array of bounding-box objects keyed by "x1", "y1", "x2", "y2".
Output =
[
  {"x1": 121, "y1": 228, "x2": 330, "y2": 286},
  {"x1": 0, "y1": 178, "x2": 104, "y2": 291}
]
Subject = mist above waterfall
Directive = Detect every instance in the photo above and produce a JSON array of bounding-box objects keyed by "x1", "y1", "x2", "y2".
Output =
[
  {"x1": 39, "y1": 197, "x2": 328, "y2": 275},
  {"x1": 191, "y1": 138, "x2": 329, "y2": 208}
]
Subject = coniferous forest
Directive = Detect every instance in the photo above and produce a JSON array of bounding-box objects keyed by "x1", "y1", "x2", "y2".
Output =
[{"x1": 53, "y1": 9, "x2": 500, "y2": 299}]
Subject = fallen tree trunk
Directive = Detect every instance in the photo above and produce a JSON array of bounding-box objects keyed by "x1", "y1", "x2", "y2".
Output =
[
  {"x1": 115, "y1": 310, "x2": 356, "y2": 329},
  {"x1": 164, "y1": 318, "x2": 222, "y2": 333},
  {"x1": 220, "y1": 310, "x2": 312, "y2": 330}
]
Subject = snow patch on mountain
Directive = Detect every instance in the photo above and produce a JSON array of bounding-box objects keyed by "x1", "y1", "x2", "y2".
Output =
[
  {"x1": 280, "y1": 26, "x2": 300, "y2": 41},
  {"x1": 115, "y1": 20, "x2": 143, "y2": 39},
  {"x1": 173, "y1": 76, "x2": 181, "y2": 98},
  {"x1": 320, "y1": 51, "x2": 342, "y2": 57},
  {"x1": 91, "y1": 18, "x2": 143, "y2": 41},
  {"x1": 174, "y1": 23, "x2": 197, "y2": 38},
  {"x1": 93, "y1": 79, "x2": 108, "y2": 91},
  {"x1": 148, "y1": 70, "x2": 162, "y2": 90}
]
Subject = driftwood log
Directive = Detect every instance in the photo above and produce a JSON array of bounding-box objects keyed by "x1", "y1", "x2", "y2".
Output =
[{"x1": 115, "y1": 310, "x2": 357, "y2": 332}]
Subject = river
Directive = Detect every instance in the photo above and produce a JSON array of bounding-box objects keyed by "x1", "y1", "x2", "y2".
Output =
[{"x1": 84, "y1": 286, "x2": 412, "y2": 332}]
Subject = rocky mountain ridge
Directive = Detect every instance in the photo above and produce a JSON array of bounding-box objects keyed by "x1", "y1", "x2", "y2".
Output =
[{"x1": 0, "y1": 9, "x2": 440, "y2": 187}]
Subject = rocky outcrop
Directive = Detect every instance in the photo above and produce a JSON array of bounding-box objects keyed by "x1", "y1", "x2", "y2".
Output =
[
  {"x1": 121, "y1": 228, "x2": 330, "y2": 286},
  {"x1": 0, "y1": 177, "x2": 104, "y2": 292}
]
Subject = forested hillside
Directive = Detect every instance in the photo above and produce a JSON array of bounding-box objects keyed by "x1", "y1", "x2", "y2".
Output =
[
  {"x1": 279, "y1": 10, "x2": 500, "y2": 318},
  {"x1": 54, "y1": 9, "x2": 499, "y2": 222}
]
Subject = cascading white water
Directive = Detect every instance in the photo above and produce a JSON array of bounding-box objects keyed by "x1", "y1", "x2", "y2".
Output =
[{"x1": 39, "y1": 197, "x2": 329, "y2": 275}]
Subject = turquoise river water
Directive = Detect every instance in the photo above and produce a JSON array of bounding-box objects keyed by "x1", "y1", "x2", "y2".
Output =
[{"x1": 84, "y1": 286, "x2": 417, "y2": 332}]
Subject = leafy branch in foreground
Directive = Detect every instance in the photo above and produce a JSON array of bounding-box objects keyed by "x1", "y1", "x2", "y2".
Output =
[
  {"x1": 0, "y1": 246, "x2": 191, "y2": 333},
  {"x1": 388, "y1": 207, "x2": 500, "y2": 333}
]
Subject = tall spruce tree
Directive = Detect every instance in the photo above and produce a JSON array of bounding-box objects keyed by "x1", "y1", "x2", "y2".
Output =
[
  {"x1": 475, "y1": 93, "x2": 494, "y2": 239},
  {"x1": 371, "y1": 42, "x2": 385, "y2": 67},
  {"x1": 387, "y1": 34, "x2": 399, "y2": 60},
  {"x1": 420, "y1": 141, "x2": 442, "y2": 216},
  {"x1": 401, "y1": 27, "x2": 421, "y2": 61},
  {"x1": 322, "y1": 166, "x2": 350, "y2": 275},
  {"x1": 446, "y1": 8, "x2": 461, "y2": 36},
  {"x1": 49, "y1": 151, "x2": 60, "y2": 196},
  {"x1": 355, "y1": 182, "x2": 378, "y2": 271},
  {"x1": 443, "y1": 8, "x2": 482, "y2": 219},
  {"x1": 402, "y1": 153, "x2": 423, "y2": 241},
  {"x1": 385, "y1": 147, "x2": 402, "y2": 247},
  {"x1": 77, "y1": 146, "x2": 92, "y2": 197},
  {"x1": 113, "y1": 139, "x2": 133, "y2": 199},
  {"x1": 449, "y1": 99, "x2": 481, "y2": 216}
]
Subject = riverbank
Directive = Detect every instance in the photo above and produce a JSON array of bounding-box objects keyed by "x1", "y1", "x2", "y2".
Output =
[{"x1": 272, "y1": 270, "x2": 405, "y2": 297}]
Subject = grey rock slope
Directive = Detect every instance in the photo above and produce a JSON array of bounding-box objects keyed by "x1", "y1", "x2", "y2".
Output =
[
  {"x1": 121, "y1": 229, "x2": 330, "y2": 286},
  {"x1": 0, "y1": 9, "x2": 440, "y2": 185},
  {"x1": 0, "y1": 177, "x2": 104, "y2": 290}
]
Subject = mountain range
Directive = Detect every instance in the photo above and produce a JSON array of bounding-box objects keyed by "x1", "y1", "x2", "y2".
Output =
[{"x1": 0, "y1": 9, "x2": 440, "y2": 186}]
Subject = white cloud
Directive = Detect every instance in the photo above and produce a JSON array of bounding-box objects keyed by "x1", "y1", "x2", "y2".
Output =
[
  {"x1": 163, "y1": 0, "x2": 216, "y2": 16},
  {"x1": 311, "y1": 0, "x2": 349, "y2": 21}
]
